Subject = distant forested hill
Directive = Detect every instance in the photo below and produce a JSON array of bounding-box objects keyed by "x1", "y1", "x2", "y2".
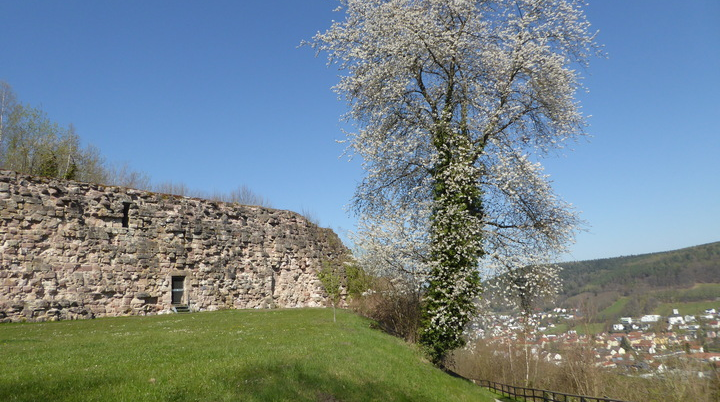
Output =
[
  {"x1": 556, "y1": 242, "x2": 720, "y2": 318},
  {"x1": 559, "y1": 242, "x2": 720, "y2": 295}
]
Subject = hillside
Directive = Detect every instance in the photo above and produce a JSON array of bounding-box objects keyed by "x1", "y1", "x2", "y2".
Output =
[
  {"x1": 557, "y1": 241, "x2": 720, "y2": 320},
  {"x1": 0, "y1": 309, "x2": 498, "y2": 402}
]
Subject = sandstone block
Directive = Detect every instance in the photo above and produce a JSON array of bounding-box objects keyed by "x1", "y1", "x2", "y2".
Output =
[{"x1": 0, "y1": 170, "x2": 349, "y2": 323}]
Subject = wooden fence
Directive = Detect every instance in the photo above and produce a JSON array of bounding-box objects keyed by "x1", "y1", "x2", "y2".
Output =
[{"x1": 475, "y1": 380, "x2": 632, "y2": 402}]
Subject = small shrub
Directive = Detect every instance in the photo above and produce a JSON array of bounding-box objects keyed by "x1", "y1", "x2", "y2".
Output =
[
  {"x1": 318, "y1": 261, "x2": 343, "y2": 322},
  {"x1": 351, "y1": 278, "x2": 423, "y2": 343}
]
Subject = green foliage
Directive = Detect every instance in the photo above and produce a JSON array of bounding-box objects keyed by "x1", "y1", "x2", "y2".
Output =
[
  {"x1": 594, "y1": 294, "x2": 660, "y2": 321},
  {"x1": 36, "y1": 150, "x2": 59, "y2": 178},
  {"x1": 579, "y1": 285, "x2": 719, "y2": 323},
  {"x1": 0, "y1": 80, "x2": 272, "y2": 204},
  {"x1": 0, "y1": 309, "x2": 498, "y2": 402},
  {"x1": 653, "y1": 283, "x2": 720, "y2": 303},
  {"x1": 0, "y1": 90, "x2": 106, "y2": 183},
  {"x1": 318, "y1": 260, "x2": 344, "y2": 322},
  {"x1": 352, "y1": 278, "x2": 424, "y2": 343},
  {"x1": 559, "y1": 242, "x2": 720, "y2": 298},
  {"x1": 421, "y1": 264, "x2": 482, "y2": 365},
  {"x1": 421, "y1": 125, "x2": 484, "y2": 365},
  {"x1": 63, "y1": 160, "x2": 78, "y2": 180},
  {"x1": 558, "y1": 242, "x2": 720, "y2": 318},
  {"x1": 596, "y1": 297, "x2": 630, "y2": 321},
  {"x1": 318, "y1": 256, "x2": 374, "y2": 322},
  {"x1": 654, "y1": 300, "x2": 720, "y2": 316},
  {"x1": 313, "y1": 0, "x2": 591, "y2": 368},
  {"x1": 344, "y1": 262, "x2": 373, "y2": 298}
]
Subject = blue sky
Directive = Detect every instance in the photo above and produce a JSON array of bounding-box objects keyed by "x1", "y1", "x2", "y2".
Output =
[{"x1": 1, "y1": 0, "x2": 718, "y2": 262}]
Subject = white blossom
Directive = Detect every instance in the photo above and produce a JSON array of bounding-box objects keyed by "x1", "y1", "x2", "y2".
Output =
[{"x1": 312, "y1": 0, "x2": 598, "y2": 361}]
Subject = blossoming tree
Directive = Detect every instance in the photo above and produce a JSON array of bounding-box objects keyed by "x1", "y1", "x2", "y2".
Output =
[{"x1": 312, "y1": 0, "x2": 597, "y2": 364}]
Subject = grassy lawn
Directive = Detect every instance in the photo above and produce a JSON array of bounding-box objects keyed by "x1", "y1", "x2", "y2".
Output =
[
  {"x1": 573, "y1": 322, "x2": 606, "y2": 335},
  {"x1": 0, "y1": 309, "x2": 498, "y2": 402},
  {"x1": 543, "y1": 323, "x2": 569, "y2": 335},
  {"x1": 654, "y1": 301, "x2": 720, "y2": 316},
  {"x1": 596, "y1": 297, "x2": 628, "y2": 321}
]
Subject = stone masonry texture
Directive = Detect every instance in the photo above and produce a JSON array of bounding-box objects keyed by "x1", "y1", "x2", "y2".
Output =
[{"x1": 0, "y1": 170, "x2": 348, "y2": 322}]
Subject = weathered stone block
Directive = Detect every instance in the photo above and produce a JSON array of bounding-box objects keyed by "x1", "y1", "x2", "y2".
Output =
[{"x1": 0, "y1": 170, "x2": 348, "y2": 323}]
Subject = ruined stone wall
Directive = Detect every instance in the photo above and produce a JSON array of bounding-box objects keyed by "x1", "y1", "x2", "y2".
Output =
[{"x1": 0, "y1": 170, "x2": 348, "y2": 322}]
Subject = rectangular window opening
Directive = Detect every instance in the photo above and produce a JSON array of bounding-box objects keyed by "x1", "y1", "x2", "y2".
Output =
[{"x1": 122, "y1": 202, "x2": 131, "y2": 228}]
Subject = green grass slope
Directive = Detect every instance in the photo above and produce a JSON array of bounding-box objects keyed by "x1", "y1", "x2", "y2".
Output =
[
  {"x1": 591, "y1": 284, "x2": 720, "y2": 319},
  {"x1": 0, "y1": 309, "x2": 497, "y2": 402}
]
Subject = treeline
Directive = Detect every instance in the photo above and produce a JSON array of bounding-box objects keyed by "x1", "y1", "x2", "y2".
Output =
[
  {"x1": 558, "y1": 242, "x2": 720, "y2": 300},
  {"x1": 0, "y1": 81, "x2": 106, "y2": 183},
  {"x1": 0, "y1": 80, "x2": 271, "y2": 207}
]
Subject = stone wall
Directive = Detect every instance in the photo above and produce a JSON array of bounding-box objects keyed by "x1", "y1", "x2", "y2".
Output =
[{"x1": 0, "y1": 170, "x2": 348, "y2": 322}]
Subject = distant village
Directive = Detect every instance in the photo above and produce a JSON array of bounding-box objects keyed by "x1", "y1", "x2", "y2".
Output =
[{"x1": 477, "y1": 307, "x2": 720, "y2": 377}]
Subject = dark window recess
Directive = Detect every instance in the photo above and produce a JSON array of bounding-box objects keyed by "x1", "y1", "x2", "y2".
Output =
[
  {"x1": 122, "y1": 202, "x2": 131, "y2": 228},
  {"x1": 171, "y1": 276, "x2": 185, "y2": 305}
]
